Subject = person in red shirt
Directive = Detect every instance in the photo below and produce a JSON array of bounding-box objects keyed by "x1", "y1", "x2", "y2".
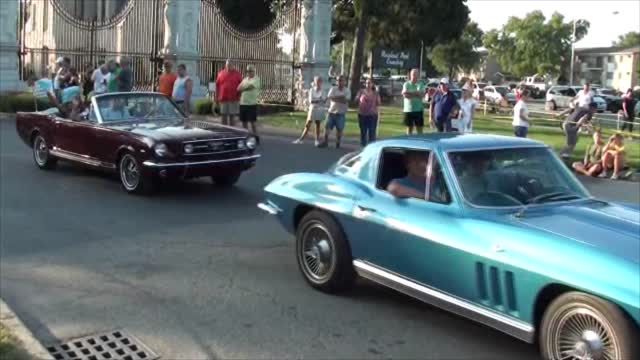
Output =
[
  {"x1": 158, "y1": 61, "x2": 178, "y2": 98},
  {"x1": 216, "y1": 59, "x2": 243, "y2": 126}
]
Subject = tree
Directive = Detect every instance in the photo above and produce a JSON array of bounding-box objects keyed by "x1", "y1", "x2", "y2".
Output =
[
  {"x1": 430, "y1": 22, "x2": 484, "y2": 79},
  {"x1": 332, "y1": 0, "x2": 469, "y2": 99},
  {"x1": 483, "y1": 11, "x2": 589, "y2": 78},
  {"x1": 612, "y1": 32, "x2": 640, "y2": 48}
]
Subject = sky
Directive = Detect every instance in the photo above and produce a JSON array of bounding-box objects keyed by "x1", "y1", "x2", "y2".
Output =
[{"x1": 467, "y1": 0, "x2": 640, "y2": 49}]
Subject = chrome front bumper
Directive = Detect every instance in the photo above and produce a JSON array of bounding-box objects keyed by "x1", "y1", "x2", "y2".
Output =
[
  {"x1": 257, "y1": 201, "x2": 282, "y2": 215},
  {"x1": 143, "y1": 154, "x2": 261, "y2": 168}
]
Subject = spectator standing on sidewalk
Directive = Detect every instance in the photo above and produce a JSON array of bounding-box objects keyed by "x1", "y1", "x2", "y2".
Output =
[
  {"x1": 430, "y1": 78, "x2": 457, "y2": 133},
  {"x1": 293, "y1": 76, "x2": 326, "y2": 146},
  {"x1": 356, "y1": 78, "x2": 381, "y2": 147},
  {"x1": 238, "y1": 65, "x2": 261, "y2": 136},
  {"x1": 91, "y1": 61, "x2": 108, "y2": 96},
  {"x1": 621, "y1": 88, "x2": 636, "y2": 134},
  {"x1": 158, "y1": 61, "x2": 177, "y2": 98},
  {"x1": 216, "y1": 59, "x2": 243, "y2": 126},
  {"x1": 118, "y1": 57, "x2": 133, "y2": 92},
  {"x1": 320, "y1": 75, "x2": 350, "y2": 149},
  {"x1": 512, "y1": 89, "x2": 531, "y2": 137},
  {"x1": 402, "y1": 69, "x2": 425, "y2": 134},
  {"x1": 454, "y1": 83, "x2": 477, "y2": 133},
  {"x1": 172, "y1": 64, "x2": 193, "y2": 116},
  {"x1": 82, "y1": 63, "x2": 95, "y2": 100}
]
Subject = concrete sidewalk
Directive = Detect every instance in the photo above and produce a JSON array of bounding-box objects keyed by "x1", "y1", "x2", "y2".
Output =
[{"x1": 1, "y1": 299, "x2": 53, "y2": 360}]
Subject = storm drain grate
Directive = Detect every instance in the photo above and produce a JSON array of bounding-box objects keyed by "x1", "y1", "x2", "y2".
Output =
[{"x1": 46, "y1": 329, "x2": 159, "y2": 360}]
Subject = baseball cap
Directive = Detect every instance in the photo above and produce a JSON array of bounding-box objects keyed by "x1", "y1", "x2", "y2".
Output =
[{"x1": 440, "y1": 77, "x2": 449, "y2": 84}]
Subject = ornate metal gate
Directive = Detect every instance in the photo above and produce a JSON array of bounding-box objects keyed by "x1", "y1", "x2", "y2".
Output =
[
  {"x1": 18, "y1": 0, "x2": 165, "y2": 90},
  {"x1": 197, "y1": 0, "x2": 301, "y2": 104}
]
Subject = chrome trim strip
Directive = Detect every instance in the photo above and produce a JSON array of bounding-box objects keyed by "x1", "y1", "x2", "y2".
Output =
[
  {"x1": 353, "y1": 260, "x2": 535, "y2": 343},
  {"x1": 184, "y1": 149, "x2": 245, "y2": 156},
  {"x1": 182, "y1": 137, "x2": 246, "y2": 144},
  {"x1": 143, "y1": 154, "x2": 261, "y2": 167},
  {"x1": 50, "y1": 148, "x2": 116, "y2": 169},
  {"x1": 257, "y1": 201, "x2": 282, "y2": 215}
]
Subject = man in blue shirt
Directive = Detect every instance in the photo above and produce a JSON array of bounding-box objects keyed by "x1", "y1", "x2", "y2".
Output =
[{"x1": 430, "y1": 78, "x2": 457, "y2": 132}]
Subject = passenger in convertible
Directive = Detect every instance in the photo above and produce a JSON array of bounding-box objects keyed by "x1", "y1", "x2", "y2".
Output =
[
  {"x1": 46, "y1": 86, "x2": 87, "y2": 121},
  {"x1": 101, "y1": 98, "x2": 132, "y2": 120}
]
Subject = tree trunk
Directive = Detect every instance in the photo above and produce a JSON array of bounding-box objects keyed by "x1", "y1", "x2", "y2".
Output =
[
  {"x1": 448, "y1": 65, "x2": 454, "y2": 80},
  {"x1": 348, "y1": 1, "x2": 369, "y2": 102}
]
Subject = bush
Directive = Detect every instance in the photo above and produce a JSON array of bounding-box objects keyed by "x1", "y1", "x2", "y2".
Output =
[
  {"x1": 193, "y1": 98, "x2": 213, "y2": 115},
  {"x1": 0, "y1": 92, "x2": 51, "y2": 113}
]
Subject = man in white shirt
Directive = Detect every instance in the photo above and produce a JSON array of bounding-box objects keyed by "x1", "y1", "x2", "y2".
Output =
[
  {"x1": 574, "y1": 82, "x2": 593, "y2": 108},
  {"x1": 512, "y1": 89, "x2": 531, "y2": 137},
  {"x1": 91, "y1": 61, "x2": 109, "y2": 95},
  {"x1": 320, "y1": 75, "x2": 350, "y2": 148}
]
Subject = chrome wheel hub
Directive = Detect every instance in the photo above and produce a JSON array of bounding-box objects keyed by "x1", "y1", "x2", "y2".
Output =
[
  {"x1": 34, "y1": 137, "x2": 48, "y2": 165},
  {"x1": 553, "y1": 308, "x2": 618, "y2": 360},
  {"x1": 120, "y1": 156, "x2": 140, "y2": 189},
  {"x1": 300, "y1": 223, "x2": 335, "y2": 282}
]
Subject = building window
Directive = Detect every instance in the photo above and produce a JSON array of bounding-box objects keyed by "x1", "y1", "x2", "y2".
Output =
[
  {"x1": 607, "y1": 72, "x2": 613, "y2": 80},
  {"x1": 43, "y1": 0, "x2": 48, "y2": 31},
  {"x1": 608, "y1": 56, "x2": 614, "y2": 63},
  {"x1": 596, "y1": 57, "x2": 603, "y2": 67}
]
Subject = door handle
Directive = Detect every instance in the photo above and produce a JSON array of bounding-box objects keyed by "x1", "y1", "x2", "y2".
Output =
[{"x1": 357, "y1": 205, "x2": 377, "y2": 213}]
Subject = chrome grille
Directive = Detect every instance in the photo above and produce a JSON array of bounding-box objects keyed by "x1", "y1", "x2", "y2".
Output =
[{"x1": 183, "y1": 138, "x2": 244, "y2": 155}]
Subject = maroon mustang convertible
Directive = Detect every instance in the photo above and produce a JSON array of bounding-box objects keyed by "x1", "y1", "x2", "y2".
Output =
[{"x1": 16, "y1": 92, "x2": 260, "y2": 194}]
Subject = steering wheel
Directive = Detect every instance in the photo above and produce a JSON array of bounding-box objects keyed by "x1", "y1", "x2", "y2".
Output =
[
  {"x1": 473, "y1": 191, "x2": 524, "y2": 206},
  {"x1": 516, "y1": 175, "x2": 544, "y2": 200}
]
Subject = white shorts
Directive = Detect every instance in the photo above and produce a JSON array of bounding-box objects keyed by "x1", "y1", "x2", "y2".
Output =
[{"x1": 307, "y1": 107, "x2": 326, "y2": 122}]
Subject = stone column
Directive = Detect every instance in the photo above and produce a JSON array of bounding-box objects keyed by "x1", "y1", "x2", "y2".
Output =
[
  {"x1": 295, "y1": 0, "x2": 332, "y2": 110},
  {"x1": 161, "y1": 0, "x2": 206, "y2": 107},
  {"x1": 0, "y1": 0, "x2": 25, "y2": 93}
]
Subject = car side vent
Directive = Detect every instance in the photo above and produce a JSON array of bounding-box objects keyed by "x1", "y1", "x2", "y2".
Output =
[
  {"x1": 475, "y1": 262, "x2": 488, "y2": 301},
  {"x1": 475, "y1": 262, "x2": 518, "y2": 314}
]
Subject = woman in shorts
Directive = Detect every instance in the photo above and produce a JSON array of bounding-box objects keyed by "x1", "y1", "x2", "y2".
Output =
[{"x1": 293, "y1": 76, "x2": 326, "y2": 146}]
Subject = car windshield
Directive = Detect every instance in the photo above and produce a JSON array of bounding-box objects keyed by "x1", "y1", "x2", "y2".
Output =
[
  {"x1": 448, "y1": 147, "x2": 589, "y2": 207},
  {"x1": 95, "y1": 94, "x2": 184, "y2": 124}
]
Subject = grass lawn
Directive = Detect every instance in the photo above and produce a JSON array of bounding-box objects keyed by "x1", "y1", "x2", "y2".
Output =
[
  {"x1": 262, "y1": 106, "x2": 640, "y2": 169},
  {"x1": 0, "y1": 323, "x2": 32, "y2": 360}
]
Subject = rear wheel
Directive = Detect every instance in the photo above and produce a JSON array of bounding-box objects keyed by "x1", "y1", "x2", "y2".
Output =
[
  {"x1": 32, "y1": 134, "x2": 57, "y2": 170},
  {"x1": 119, "y1": 153, "x2": 152, "y2": 194},
  {"x1": 211, "y1": 172, "x2": 241, "y2": 187},
  {"x1": 296, "y1": 210, "x2": 355, "y2": 293},
  {"x1": 546, "y1": 100, "x2": 557, "y2": 111},
  {"x1": 540, "y1": 291, "x2": 639, "y2": 360}
]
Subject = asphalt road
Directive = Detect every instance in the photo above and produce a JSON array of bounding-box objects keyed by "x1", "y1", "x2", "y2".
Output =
[{"x1": 1, "y1": 117, "x2": 638, "y2": 360}]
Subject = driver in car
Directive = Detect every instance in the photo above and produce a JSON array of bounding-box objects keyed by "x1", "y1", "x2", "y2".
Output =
[
  {"x1": 102, "y1": 98, "x2": 131, "y2": 120},
  {"x1": 387, "y1": 151, "x2": 449, "y2": 203},
  {"x1": 458, "y1": 152, "x2": 492, "y2": 200}
]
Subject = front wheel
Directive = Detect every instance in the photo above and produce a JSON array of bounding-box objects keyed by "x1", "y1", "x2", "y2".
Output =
[
  {"x1": 119, "y1": 153, "x2": 152, "y2": 194},
  {"x1": 33, "y1": 134, "x2": 57, "y2": 170},
  {"x1": 296, "y1": 210, "x2": 355, "y2": 293},
  {"x1": 211, "y1": 172, "x2": 241, "y2": 187},
  {"x1": 540, "y1": 291, "x2": 639, "y2": 360}
]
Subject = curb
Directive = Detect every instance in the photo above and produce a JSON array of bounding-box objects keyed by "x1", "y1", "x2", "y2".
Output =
[{"x1": 0, "y1": 299, "x2": 54, "y2": 360}]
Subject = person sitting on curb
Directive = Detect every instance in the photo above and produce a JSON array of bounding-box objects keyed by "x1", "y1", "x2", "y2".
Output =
[
  {"x1": 599, "y1": 133, "x2": 628, "y2": 180},
  {"x1": 572, "y1": 128, "x2": 604, "y2": 177}
]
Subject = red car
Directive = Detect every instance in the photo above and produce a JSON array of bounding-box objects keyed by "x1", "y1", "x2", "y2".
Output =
[{"x1": 16, "y1": 92, "x2": 260, "y2": 194}]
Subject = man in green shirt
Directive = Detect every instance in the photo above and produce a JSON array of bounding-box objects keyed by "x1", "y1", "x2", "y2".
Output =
[
  {"x1": 402, "y1": 68, "x2": 426, "y2": 134},
  {"x1": 238, "y1": 65, "x2": 261, "y2": 136},
  {"x1": 106, "y1": 60, "x2": 121, "y2": 93}
]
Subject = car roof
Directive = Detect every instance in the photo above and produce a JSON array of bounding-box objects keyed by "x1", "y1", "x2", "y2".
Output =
[{"x1": 371, "y1": 133, "x2": 546, "y2": 151}]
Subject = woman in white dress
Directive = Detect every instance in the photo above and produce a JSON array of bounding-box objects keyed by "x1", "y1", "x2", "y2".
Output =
[
  {"x1": 455, "y1": 83, "x2": 477, "y2": 133},
  {"x1": 293, "y1": 76, "x2": 326, "y2": 146}
]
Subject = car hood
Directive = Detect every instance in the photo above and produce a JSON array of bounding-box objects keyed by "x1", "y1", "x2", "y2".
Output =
[
  {"x1": 515, "y1": 202, "x2": 640, "y2": 263},
  {"x1": 110, "y1": 122, "x2": 247, "y2": 142}
]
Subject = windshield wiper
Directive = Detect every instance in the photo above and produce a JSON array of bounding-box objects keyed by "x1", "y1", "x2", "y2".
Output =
[{"x1": 515, "y1": 192, "x2": 582, "y2": 218}]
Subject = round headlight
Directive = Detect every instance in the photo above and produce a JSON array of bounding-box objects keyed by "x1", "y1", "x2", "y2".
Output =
[
  {"x1": 154, "y1": 143, "x2": 168, "y2": 157},
  {"x1": 237, "y1": 139, "x2": 247, "y2": 149},
  {"x1": 184, "y1": 144, "x2": 194, "y2": 154},
  {"x1": 246, "y1": 136, "x2": 257, "y2": 149}
]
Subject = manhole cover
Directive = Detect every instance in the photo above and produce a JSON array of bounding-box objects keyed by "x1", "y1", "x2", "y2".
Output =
[{"x1": 46, "y1": 329, "x2": 159, "y2": 360}]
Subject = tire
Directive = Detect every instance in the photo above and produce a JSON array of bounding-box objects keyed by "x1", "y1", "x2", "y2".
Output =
[
  {"x1": 540, "y1": 291, "x2": 639, "y2": 360},
  {"x1": 546, "y1": 100, "x2": 557, "y2": 111},
  {"x1": 32, "y1": 134, "x2": 57, "y2": 170},
  {"x1": 119, "y1": 153, "x2": 152, "y2": 194},
  {"x1": 295, "y1": 210, "x2": 355, "y2": 293},
  {"x1": 211, "y1": 172, "x2": 241, "y2": 187}
]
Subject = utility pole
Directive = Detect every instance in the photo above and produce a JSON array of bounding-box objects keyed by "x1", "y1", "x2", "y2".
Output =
[
  {"x1": 341, "y1": 40, "x2": 346, "y2": 75},
  {"x1": 569, "y1": 20, "x2": 576, "y2": 86},
  {"x1": 419, "y1": 40, "x2": 424, "y2": 78}
]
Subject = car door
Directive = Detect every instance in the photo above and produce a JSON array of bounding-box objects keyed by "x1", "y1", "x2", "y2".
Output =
[
  {"x1": 52, "y1": 116, "x2": 95, "y2": 160},
  {"x1": 350, "y1": 148, "x2": 473, "y2": 297}
]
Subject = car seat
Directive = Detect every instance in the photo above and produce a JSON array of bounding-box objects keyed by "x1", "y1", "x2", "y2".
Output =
[{"x1": 377, "y1": 150, "x2": 408, "y2": 190}]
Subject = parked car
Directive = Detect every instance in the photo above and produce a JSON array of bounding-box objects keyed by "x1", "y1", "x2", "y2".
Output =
[
  {"x1": 16, "y1": 92, "x2": 260, "y2": 194},
  {"x1": 483, "y1": 85, "x2": 516, "y2": 106},
  {"x1": 570, "y1": 86, "x2": 607, "y2": 113},
  {"x1": 259, "y1": 134, "x2": 639, "y2": 360},
  {"x1": 472, "y1": 82, "x2": 488, "y2": 100},
  {"x1": 593, "y1": 88, "x2": 623, "y2": 113},
  {"x1": 546, "y1": 86, "x2": 606, "y2": 113}
]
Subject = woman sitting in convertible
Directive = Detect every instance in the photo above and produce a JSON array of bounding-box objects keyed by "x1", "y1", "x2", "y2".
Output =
[{"x1": 46, "y1": 85, "x2": 87, "y2": 121}]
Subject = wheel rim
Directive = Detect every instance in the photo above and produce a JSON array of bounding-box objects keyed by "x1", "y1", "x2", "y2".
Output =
[
  {"x1": 34, "y1": 136, "x2": 48, "y2": 165},
  {"x1": 549, "y1": 305, "x2": 620, "y2": 360},
  {"x1": 120, "y1": 155, "x2": 140, "y2": 190},
  {"x1": 299, "y1": 221, "x2": 336, "y2": 283}
]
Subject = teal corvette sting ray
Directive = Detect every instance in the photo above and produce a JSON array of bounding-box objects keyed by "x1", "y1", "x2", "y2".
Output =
[{"x1": 258, "y1": 133, "x2": 639, "y2": 360}]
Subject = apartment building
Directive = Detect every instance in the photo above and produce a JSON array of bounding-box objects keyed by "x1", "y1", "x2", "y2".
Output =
[{"x1": 574, "y1": 46, "x2": 639, "y2": 91}]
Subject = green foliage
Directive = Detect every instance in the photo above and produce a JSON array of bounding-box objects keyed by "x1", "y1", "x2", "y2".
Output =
[
  {"x1": 612, "y1": 32, "x2": 640, "y2": 48},
  {"x1": 0, "y1": 92, "x2": 51, "y2": 113},
  {"x1": 483, "y1": 11, "x2": 590, "y2": 78},
  {"x1": 430, "y1": 22, "x2": 484, "y2": 78},
  {"x1": 193, "y1": 98, "x2": 214, "y2": 115}
]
